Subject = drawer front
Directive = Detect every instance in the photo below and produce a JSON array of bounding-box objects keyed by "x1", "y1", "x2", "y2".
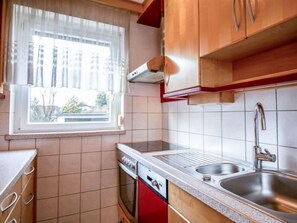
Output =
[
  {"x1": 21, "y1": 177, "x2": 35, "y2": 223},
  {"x1": 3, "y1": 197, "x2": 21, "y2": 223},
  {"x1": 0, "y1": 179, "x2": 21, "y2": 222},
  {"x1": 22, "y1": 159, "x2": 36, "y2": 190}
]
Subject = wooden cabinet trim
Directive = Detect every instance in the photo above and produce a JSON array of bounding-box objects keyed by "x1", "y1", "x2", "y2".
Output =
[{"x1": 168, "y1": 182, "x2": 234, "y2": 223}]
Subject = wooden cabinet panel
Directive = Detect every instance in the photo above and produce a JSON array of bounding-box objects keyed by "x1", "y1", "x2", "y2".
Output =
[
  {"x1": 1, "y1": 158, "x2": 36, "y2": 223},
  {"x1": 4, "y1": 198, "x2": 21, "y2": 223},
  {"x1": 164, "y1": 0, "x2": 199, "y2": 93},
  {"x1": 168, "y1": 182, "x2": 234, "y2": 223},
  {"x1": 21, "y1": 177, "x2": 35, "y2": 223},
  {"x1": 199, "y1": 0, "x2": 246, "y2": 56},
  {"x1": 22, "y1": 159, "x2": 36, "y2": 190},
  {"x1": 0, "y1": 178, "x2": 21, "y2": 222},
  {"x1": 0, "y1": 0, "x2": 6, "y2": 90},
  {"x1": 246, "y1": 0, "x2": 297, "y2": 36},
  {"x1": 168, "y1": 205, "x2": 191, "y2": 223}
]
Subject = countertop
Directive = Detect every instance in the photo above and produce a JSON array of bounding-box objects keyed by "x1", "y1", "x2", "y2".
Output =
[
  {"x1": 117, "y1": 143, "x2": 285, "y2": 223},
  {"x1": 0, "y1": 150, "x2": 37, "y2": 202}
]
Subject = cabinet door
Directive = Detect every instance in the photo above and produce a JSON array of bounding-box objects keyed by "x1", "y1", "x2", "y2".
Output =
[
  {"x1": 4, "y1": 198, "x2": 21, "y2": 223},
  {"x1": 164, "y1": 0, "x2": 199, "y2": 93},
  {"x1": 169, "y1": 182, "x2": 233, "y2": 223},
  {"x1": 138, "y1": 179, "x2": 167, "y2": 223},
  {"x1": 199, "y1": 0, "x2": 246, "y2": 56},
  {"x1": 168, "y1": 205, "x2": 191, "y2": 223},
  {"x1": 246, "y1": 0, "x2": 297, "y2": 36}
]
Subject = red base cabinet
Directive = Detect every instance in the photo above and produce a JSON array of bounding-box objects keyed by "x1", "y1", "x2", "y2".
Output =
[{"x1": 138, "y1": 179, "x2": 168, "y2": 223}]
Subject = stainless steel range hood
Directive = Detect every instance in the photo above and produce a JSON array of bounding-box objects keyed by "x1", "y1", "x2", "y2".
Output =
[{"x1": 127, "y1": 55, "x2": 164, "y2": 83}]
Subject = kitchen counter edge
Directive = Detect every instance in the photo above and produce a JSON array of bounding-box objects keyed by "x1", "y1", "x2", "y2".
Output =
[
  {"x1": 0, "y1": 149, "x2": 37, "y2": 202},
  {"x1": 117, "y1": 143, "x2": 284, "y2": 223}
]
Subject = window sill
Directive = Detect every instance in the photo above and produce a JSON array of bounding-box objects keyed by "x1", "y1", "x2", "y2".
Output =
[{"x1": 5, "y1": 129, "x2": 126, "y2": 140}]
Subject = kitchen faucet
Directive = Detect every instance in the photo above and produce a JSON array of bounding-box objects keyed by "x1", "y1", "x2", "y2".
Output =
[{"x1": 253, "y1": 102, "x2": 276, "y2": 169}]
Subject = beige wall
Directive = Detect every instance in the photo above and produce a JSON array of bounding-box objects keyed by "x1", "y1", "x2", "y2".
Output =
[{"x1": 0, "y1": 13, "x2": 162, "y2": 223}]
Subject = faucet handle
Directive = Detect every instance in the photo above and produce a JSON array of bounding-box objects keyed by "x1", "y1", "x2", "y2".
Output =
[{"x1": 264, "y1": 149, "x2": 276, "y2": 162}]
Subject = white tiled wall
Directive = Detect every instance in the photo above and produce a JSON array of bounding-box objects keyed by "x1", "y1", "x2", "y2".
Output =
[{"x1": 163, "y1": 85, "x2": 297, "y2": 172}]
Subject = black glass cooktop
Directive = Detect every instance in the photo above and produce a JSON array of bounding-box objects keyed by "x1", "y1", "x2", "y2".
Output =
[{"x1": 121, "y1": 141, "x2": 189, "y2": 153}]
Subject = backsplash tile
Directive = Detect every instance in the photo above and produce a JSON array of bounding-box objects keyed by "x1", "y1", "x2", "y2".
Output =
[
  {"x1": 36, "y1": 198, "x2": 58, "y2": 221},
  {"x1": 278, "y1": 111, "x2": 297, "y2": 148},
  {"x1": 164, "y1": 86, "x2": 297, "y2": 173},
  {"x1": 177, "y1": 113, "x2": 189, "y2": 132},
  {"x1": 37, "y1": 177, "x2": 59, "y2": 199},
  {"x1": 59, "y1": 174, "x2": 81, "y2": 196},
  {"x1": 245, "y1": 89, "x2": 276, "y2": 111},
  {"x1": 189, "y1": 113, "x2": 203, "y2": 134},
  {"x1": 222, "y1": 139, "x2": 246, "y2": 161},
  {"x1": 59, "y1": 154, "x2": 81, "y2": 175},
  {"x1": 60, "y1": 137, "x2": 82, "y2": 154},
  {"x1": 277, "y1": 86, "x2": 297, "y2": 110},
  {"x1": 36, "y1": 138, "x2": 60, "y2": 156},
  {"x1": 58, "y1": 194, "x2": 80, "y2": 217},
  {"x1": 204, "y1": 112, "x2": 221, "y2": 137},
  {"x1": 81, "y1": 190, "x2": 101, "y2": 212},
  {"x1": 279, "y1": 146, "x2": 297, "y2": 172},
  {"x1": 222, "y1": 112, "x2": 245, "y2": 140}
]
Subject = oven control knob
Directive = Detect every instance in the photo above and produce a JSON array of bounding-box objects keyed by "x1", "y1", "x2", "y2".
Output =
[{"x1": 152, "y1": 180, "x2": 160, "y2": 189}]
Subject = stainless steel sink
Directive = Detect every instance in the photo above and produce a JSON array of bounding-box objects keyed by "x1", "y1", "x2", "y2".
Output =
[
  {"x1": 220, "y1": 171, "x2": 297, "y2": 222},
  {"x1": 196, "y1": 163, "x2": 245, "y2": 176}
]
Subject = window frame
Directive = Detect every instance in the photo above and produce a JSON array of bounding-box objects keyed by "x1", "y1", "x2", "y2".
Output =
[{"x1": 12, "y1": 5, "x2": 125, "y2": 133}]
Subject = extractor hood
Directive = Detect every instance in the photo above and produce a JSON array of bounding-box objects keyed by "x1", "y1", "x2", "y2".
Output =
[{"x1": 127, "y1": 55, "x2": 164, "y2": 83}]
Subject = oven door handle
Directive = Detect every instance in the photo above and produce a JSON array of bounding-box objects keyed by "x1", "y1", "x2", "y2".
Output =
[{"x1": 118, "y1": 162, "x2": 138, "y2": 180}]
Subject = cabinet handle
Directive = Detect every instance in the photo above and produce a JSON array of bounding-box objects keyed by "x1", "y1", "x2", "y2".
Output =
[
  {"x1": 247, "y1": 0, "x2": 255, "y2": 23},
  {"x1": 24, "y1": 193, "x2": 34, "y2": 206},
  {"x1": 232, "y1": 0, "x2": 239, "y2": 31},
  {"x1": 0, "y1": 192, "x2": 18, "y2": 212},
  {"x1": 164, "y1": 63, "x2": 170, "y2": 87},
  {"x1": 24, "y1": 166, "x2": 35, "y2": 176}
]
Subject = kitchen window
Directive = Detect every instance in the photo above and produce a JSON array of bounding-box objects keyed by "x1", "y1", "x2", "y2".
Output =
[{"x1": 5, "y1": 1, "x2": 129, "y2": 133}]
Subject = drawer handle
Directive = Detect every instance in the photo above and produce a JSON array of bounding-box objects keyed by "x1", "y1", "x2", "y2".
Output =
[
  {"x1": 24, "y1": 166, "x2": 35, "y2": 176},
  {"x1": 164, "y1": 63, "x2": 170, "y2": 87},
  {"x1": 24, "y1": 193, "x2": 34, "y2": 206},
  {"x1": 232, "y1": 0, "x2": 239, "y2": 31},
  {"x1": 247, "y1": 0, "x2": 255, "y2": 23},
  {"x1": 8, "y1": 218, "x2": 18, "y2": 223},
  {"x1": 0, "y1": 192, "x2": 18, "y2": 212}
]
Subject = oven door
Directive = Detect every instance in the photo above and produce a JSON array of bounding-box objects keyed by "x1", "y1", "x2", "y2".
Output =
[{"x1": 118, "y1": 162, "x2": 138, "y2": 223}]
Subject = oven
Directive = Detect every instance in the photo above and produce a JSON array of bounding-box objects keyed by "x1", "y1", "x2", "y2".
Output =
[{"x1": 118, "y1": 150, "x2": 138, "y2": 223}]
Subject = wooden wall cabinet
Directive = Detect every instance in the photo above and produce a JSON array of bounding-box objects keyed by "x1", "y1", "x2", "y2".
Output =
[
  {"x1": 164, "y1": 0, "x2": 199, "y2": 94},
  {"x1": 198, "y1": 0, "x2": 297, "y2": 94},
  {"x1": 199, "y1": 0, "x2": 246, "y2": 57},
  {"x1": 163, "y1": 0, "x2": 233, "y2": 100},
  {"x1": 0, "y1": 159, "x2": 36, "y2": 223},
  {"x1": 246, "y1": 0, "x2": 297, "y2": 36},
  {"x1": 200, "y1": 0, "x2": 297, "y2": 58},
  {"x1": 168, "y1": 182, "x2": 234, "y2": 223}
]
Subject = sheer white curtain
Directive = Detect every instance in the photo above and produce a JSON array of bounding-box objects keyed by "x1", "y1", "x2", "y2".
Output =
[{"x1": 5, "y1": 0, "x2": 130, "y2": 93}]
